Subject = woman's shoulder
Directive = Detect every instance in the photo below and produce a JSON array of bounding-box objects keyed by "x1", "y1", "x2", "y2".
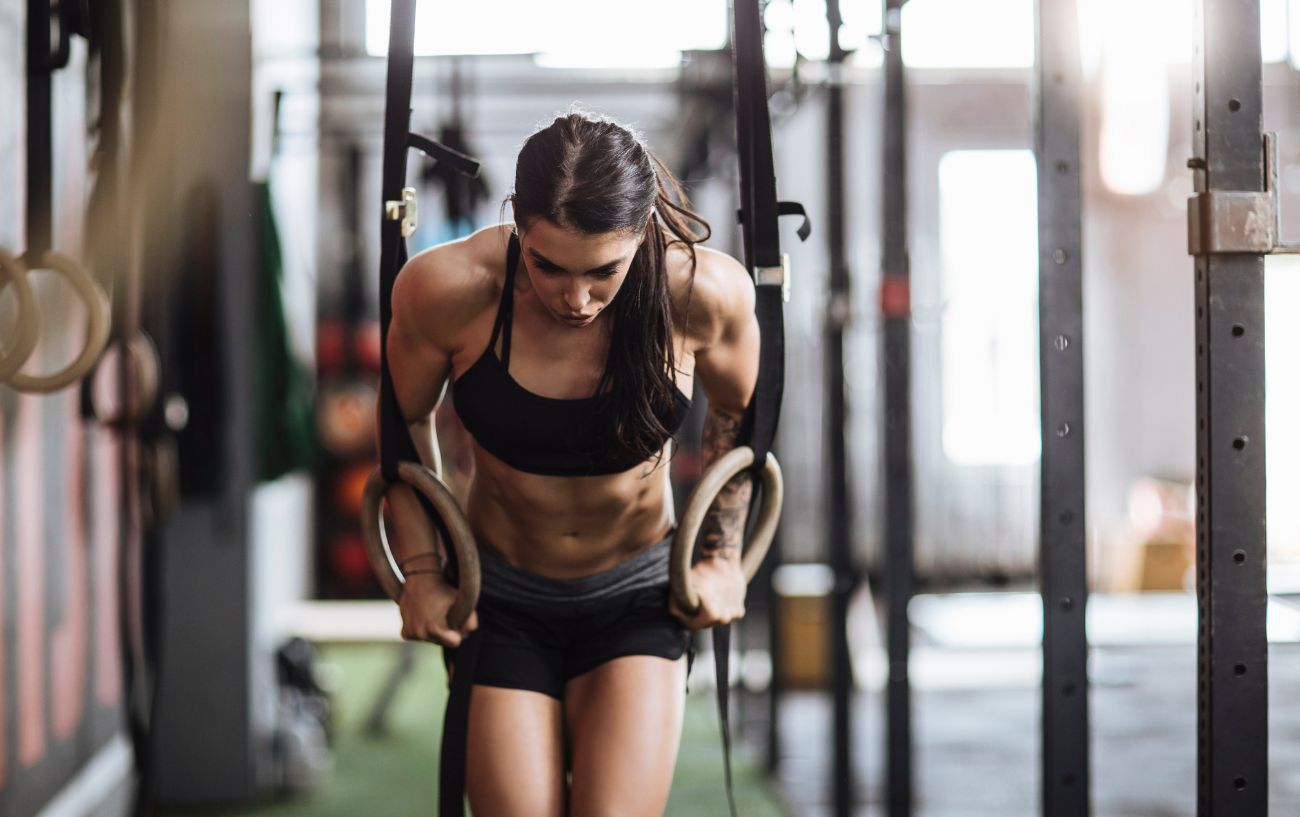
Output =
[
  {"x1": 665, "y1": 240, "x2": 755, "y2": 348},
  {"x1": 392, "y1": 224, "x2": 512, "y2": 350}
]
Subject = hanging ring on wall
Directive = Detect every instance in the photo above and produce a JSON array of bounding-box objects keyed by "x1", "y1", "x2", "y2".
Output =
[
  {"x1": 90, "y1": 330, "x2": 161, "y2": 427},
  {"x1": 0, "y1": 249, "x2": 41, "y2": 383},
  {"x1": 670, "y1": 447, "x2": 784, "y2": 616},
  {"x1": 359, "y1": 461, "x2": 481, "y2": 630},
  {"x1": 7, "y1": 251, "x2": 111, "y2": 394}
]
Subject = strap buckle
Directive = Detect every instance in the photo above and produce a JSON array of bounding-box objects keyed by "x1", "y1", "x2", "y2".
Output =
[
  {"x1": 754, "y1": 253, "x2": 791, "y2": 303},
  {"x1": 385, "y1": 187, "x2": 419, "y2": 238}
]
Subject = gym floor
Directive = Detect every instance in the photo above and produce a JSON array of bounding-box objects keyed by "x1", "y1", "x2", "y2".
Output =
[
  {"x1": 157, "y1": 643, "x2": 789, "y2": 817},
  {"x1": 771, "y1": 592, "x2": 1300, "y2": 817}
]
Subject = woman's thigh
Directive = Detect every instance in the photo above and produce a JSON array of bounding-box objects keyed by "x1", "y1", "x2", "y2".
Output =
[
  {"x1": 466, "y1": 684, "x2": 567, "y2": 817},
  {"x1": 564, "y1": 655, "x2": 689, "y2": 817}
]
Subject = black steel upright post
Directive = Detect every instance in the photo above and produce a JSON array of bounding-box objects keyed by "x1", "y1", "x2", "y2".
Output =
[
  {"x1": 880, "y1": 2, "x2": 913, "y2": 815},
  {"x1": 1191, "y1": 1, "x2": 1269, "y2": 814},
  {"x1": 825, "y1": 4, "x2": 855, "y2": 816},
  {"x1": 1033, "y1": 1, "x2": 1090, "y2": 815}
]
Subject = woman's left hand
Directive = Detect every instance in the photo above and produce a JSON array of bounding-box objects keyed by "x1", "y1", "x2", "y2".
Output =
[{"x1": 669, "y1": 558, "x2": 747, "y2": 631}]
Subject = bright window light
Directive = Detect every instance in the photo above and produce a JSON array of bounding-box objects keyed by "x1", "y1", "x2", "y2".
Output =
[
  {"x1": 900, "y1": 0, "x2": 1290, "y2": 71},
  {"x1": 764, "y1": 0, "x2": 879, "y2": 68},
  {"x1": 1079, "y1": 0, "x2": 1289, "y2": 70},
  {"x1": 365, "y1": 0, "x2": 727, "y2": 67},
  {"x1": 939, "y1": 150, "x2": 1041, "y2": 467},
  {"x1": 1098, "y1": 3, "x2": 1171, "y2": 196},
  {"x1": 902, "y1": 0, "x2": 1035, "y2": 68},
  {"x1": 1267, "y1": 257, "x2": 1300, "y2": 561}
]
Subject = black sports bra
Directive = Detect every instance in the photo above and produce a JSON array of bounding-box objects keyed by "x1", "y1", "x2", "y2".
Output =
[{"x1": 451, "y1": 233, "x2": 692, "y2": 477}]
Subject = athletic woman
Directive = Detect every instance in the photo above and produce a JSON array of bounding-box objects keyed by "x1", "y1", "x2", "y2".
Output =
[{"x1": 383, "y1": 111, "x2": 759, "y2": 816}]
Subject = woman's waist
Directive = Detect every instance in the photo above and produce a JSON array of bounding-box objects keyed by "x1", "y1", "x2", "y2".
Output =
[{"x1": 473, "y1": 528, "x2": 675, "y2": 605}]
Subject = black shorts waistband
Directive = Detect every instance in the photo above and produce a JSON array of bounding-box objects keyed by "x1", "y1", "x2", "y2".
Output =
[{"x1": 478, "y1": 530, "x2": 674, "y2": 605}]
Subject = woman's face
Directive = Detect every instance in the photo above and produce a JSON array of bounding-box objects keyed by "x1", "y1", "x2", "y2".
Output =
[{"x1": 516, "y1": 218, "x2": 642, "y2": 329}]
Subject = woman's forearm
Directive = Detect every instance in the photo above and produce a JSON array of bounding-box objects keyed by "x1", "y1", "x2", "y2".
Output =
[{"x1": 696, "y1": 404, "x2": 753, "y2": 564}]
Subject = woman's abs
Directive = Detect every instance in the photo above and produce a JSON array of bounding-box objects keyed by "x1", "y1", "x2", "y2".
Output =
[{"x1": 463, "y1": 440, "x2": 676, "y2": 579}]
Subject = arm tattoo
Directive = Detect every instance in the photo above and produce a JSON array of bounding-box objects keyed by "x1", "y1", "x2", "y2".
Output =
[{"x1": 698, "y1": 405, "x2": 753, "y2": 563}]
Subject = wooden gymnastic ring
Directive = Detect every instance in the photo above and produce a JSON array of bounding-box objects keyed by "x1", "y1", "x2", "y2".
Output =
[
  {"x1": 670, "y1": 447, "x2": 784, "y2": 615},
  {"x1": 360, "y1": 461, "x2": 480, "y2": 630},
  {"x1": 0, "y1": 249, "x2": 40, "y2": 382},
  {"x1": 7, "y1": 251, "x2": 111, "y2": 393},
  {"x1": 91, "y1": 331, "x2": 161, "y2": 427}
]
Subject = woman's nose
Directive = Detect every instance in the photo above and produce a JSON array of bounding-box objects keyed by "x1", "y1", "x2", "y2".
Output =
[{"x1": 564, "y1": 286, "x2": 589, "y2": 312}]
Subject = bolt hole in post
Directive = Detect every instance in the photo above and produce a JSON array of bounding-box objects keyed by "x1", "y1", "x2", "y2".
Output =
[
  {"x1": 1235, "y1": 664, "x2": 1248, "y2": 676},
  {"x1": 1232, "y1": 324, "x2": 1245, "y2": 337},
  {"x1": 1233, "y1": 550, "x2": 1248, "y2": 565},
  {"x1": 1233, "y1": 436, "x2": 1249, "y2": 451},
  {"x1": 1229, "y1": 98, "x2": 1242, "y2": 112},
  {"x1": 1234, "y1": 777, "x2": 1248, "y2": 791}
]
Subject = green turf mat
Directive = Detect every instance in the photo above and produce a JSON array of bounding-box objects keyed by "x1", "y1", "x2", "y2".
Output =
[{"x1": 159, "y1": 643, "x2": 788, "y2": 817}]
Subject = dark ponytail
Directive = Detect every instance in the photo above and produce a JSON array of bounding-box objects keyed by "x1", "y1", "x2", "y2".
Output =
[{"x1": 512, "y1": 111, "x2": 712, "y2": 465}]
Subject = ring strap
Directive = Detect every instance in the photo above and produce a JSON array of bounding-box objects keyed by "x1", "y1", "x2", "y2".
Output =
[
  {"x1": 377, "y1": 0, "x2": 418, "y2": 483},
  {"x1": 439, "y1": 631, "x2": 481, "y2": 817},
  {"x1": 716, "y1": 2, "x2": 808, "y2": 813},
  {"x1": 375, "y1": 4, "x2": 483, "y2": 815}
]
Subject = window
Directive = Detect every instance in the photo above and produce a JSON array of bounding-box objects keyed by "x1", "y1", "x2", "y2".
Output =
[
  {"x1": 364, "y1": 0, "x2": 727, "y2": 68},
  {"x1": 939, "y1": 150, "x2": 1041, "y2": 467},
  {"x1": 901, "y1": 0, "x2": 1292, "y2": 70},
  {"x1": 1267, "y1": 257, "x2": 1300, "y2": 561}
]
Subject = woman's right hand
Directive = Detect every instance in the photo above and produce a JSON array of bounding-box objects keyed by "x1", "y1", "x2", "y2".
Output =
[{"x1": 398, "y1": 571, "x2": 479, "y2": 647}]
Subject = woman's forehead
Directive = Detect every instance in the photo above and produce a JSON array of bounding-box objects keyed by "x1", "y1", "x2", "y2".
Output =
[{"x1": 521, "y1": 219, "x2": 640, "y2": 270}]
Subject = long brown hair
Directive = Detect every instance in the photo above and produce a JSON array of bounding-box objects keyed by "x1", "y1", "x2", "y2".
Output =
[{"x1": 511, "y1": 111, "x2": 712, "y2": 464}]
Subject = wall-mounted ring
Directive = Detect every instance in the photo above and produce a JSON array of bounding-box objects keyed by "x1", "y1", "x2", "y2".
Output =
[
  {"x1": 670, "y1": 447, "x2": 784, "y2": 616},
  {"x1": 90, "y1": 330, "x2": 161, "y2": 427},
  {"x1": 0, "y1": 250, "x2": 40, "y2": 382},
  {"x1": 7, "y1": 251, "x2": 111, "y2": 393}
]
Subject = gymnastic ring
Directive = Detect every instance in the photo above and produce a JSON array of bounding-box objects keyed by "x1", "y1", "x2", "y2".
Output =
[
  {"x1": 0, "y1": 249, "x2": 40, "y2": 382},
  {"x1": 670, "y1": 447, "x2": 784, "y2": 616},
  {"x1": 360, "y1": 461, "x2": 481, "y2": 630},
  {"x1": 7, "y1": 251, "x2": 111, "y2": 394},
  {"x1": 90, "y1": 331, "x2": 161, "y2": 427}
]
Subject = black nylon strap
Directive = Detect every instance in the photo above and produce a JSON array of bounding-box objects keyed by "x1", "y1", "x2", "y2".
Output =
[
  {"x1": 377, "y1": 0, "x2": 417, "y2": 483},
  {"x1": 439, "y1": 632, "x2": 481, "y2": 817},
  {"x1": 409, "y1": 132, "x2": 481, "y2": 178},
  {"x1": 376, "y1": 5, "x2": 484, "y2": 814},
  {"x1": 732, "y1": 0, "x2": 787, "y2": 472},
  {"x1": 712, "y1": 2, "x2": 804, "y2": 814}
]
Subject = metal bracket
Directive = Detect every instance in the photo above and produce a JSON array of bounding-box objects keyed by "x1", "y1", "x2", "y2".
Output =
[
  {"x1": 754, "y1": 253, "x2": 791, "y2": 302},
  {"x1": 385, "y1": 187, "x2": 418, "y2": 238},
  {"x1": 1188, "y1": 132, "x2": 1300, "y2": 255}
]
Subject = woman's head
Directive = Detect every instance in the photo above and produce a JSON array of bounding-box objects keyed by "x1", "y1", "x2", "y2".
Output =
[
  {"x1": 509, "y1": 110, "x2": 712, "y2": 465},
  {"x1": 512, "y1": 112, "x2": 657, "y2": 237}
]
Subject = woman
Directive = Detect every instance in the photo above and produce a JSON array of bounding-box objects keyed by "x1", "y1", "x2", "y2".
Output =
[{"x1": 383, "y1": 110, "x2": 759, "y2": 816}]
